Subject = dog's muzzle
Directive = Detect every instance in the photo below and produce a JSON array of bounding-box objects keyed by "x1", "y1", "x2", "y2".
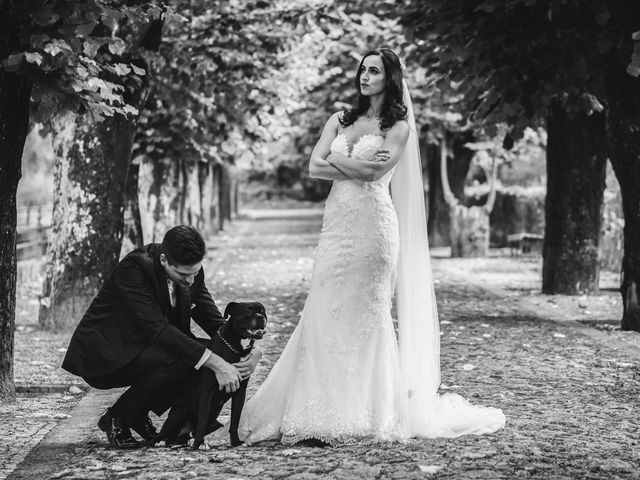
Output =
[{"x1": 245, "y1": 328, "x2": 266, "y2": 339}]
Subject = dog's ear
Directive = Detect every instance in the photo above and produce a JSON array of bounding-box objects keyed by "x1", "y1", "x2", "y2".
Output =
[{"x1": 224, "y1": 302, "x2": 237, "y2": 319}]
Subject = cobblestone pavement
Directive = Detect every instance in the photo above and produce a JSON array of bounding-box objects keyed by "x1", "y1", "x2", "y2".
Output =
[{"x1": 4, "y1": 209, "x2": 640, "y2": 480}]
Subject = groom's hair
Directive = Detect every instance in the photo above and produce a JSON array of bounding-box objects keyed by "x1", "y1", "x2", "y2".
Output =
[{"x1": 162, "y1": 225, "x2": 206, "y2": 266}]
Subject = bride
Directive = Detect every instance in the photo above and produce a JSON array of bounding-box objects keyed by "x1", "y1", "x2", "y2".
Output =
[{"x1": 235, "y1": 48, "x2": 506, "y2": 445}]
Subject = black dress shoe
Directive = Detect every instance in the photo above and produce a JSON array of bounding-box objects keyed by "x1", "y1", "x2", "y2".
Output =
[
  {"x1": 130, "y1": 415, "x2": 157, "y2": 441},
  {"x1": 98, "y1": 409, "x2": 139, "y2": 448}
]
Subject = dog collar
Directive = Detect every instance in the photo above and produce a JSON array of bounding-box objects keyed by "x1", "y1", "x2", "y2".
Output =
[{"x1": 216, "y1": 328, "x2": 254, "y2": 356}]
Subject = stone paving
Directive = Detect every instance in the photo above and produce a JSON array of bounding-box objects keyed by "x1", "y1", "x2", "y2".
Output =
[{"x1": 3, "y1": 209, "x2": 640, "y2": 480}]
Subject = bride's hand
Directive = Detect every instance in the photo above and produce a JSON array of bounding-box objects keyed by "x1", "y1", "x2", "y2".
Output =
[{"x1": 373, "y1": 148, "x2": 391, "y2": 162}]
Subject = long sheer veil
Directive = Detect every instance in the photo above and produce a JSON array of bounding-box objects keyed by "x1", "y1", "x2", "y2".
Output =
[
  {"x1": 391, "y1": 79, "x2": 506, "y2": 437},
  {"x1": 390, "y1": 79, "x2": 441, "y2": 434}
]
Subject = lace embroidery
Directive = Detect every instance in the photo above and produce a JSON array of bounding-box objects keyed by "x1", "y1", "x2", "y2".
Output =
[{"x1": 236, "y1": 134, "x2": 407, "y2": 445}]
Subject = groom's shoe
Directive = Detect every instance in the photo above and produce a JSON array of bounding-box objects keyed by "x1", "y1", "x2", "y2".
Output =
[
  {"x1": 130, "y1": 414, "x2": 158, "y2": 441},
  {"x1": 98, "y1": 409, "x2": 139, "y2": 448}
]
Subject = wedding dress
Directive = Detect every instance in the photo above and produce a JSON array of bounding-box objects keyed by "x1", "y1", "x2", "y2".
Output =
[{"x1": 235, "y1": 131, "x2": 506, "y2": 445}]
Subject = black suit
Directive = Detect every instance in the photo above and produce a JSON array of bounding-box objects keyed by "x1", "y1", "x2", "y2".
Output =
[{"x1": 62, "y1": 244, "x2": 225, "y2": 423}]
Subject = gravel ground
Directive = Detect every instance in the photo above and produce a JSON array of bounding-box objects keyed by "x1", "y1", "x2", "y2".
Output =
[{"x1": 4, "y1": 209, "x2": 640, "y2": 480}]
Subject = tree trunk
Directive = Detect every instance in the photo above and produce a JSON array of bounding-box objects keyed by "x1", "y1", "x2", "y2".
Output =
[
  {"x1": 0, "y1": 73, "x2": 31, "y2": 401},
  {"x1": 605, "y1": 42, "x2": 640, "y2": 331},
  {"x1": 138, "y1": 156, "x2": 184, "y2": 243},
  {"x1": 426, "y1": 130, "x2": 474, "y2": 247},
  {"x1": 199, "y1": 161, "x2": 220, "y2": 236},
  {"x1": 183, "y1": 159, "x2": 202, "y2": 227},
  {"x1": 542, "y1": 102, "x2": 607, "y2": 295},
  {"x1": 219, "y1": 163, "x2": 234, "y2": 230},
  {"x1": 441, "y1": 132, "x2": 497, "y2": 257},
  {"x1": 121, "y1": 159, "x2": 144, "y2": 256},
  {"x1": 449, "y1": 205, "x2": 491, "y2": 257},
  {"x1": 211, "y1": 163, "x2": 223, "y2": 233},
  {"x1": 38, "y1": 112, "x2": 134, "y2": 331}
]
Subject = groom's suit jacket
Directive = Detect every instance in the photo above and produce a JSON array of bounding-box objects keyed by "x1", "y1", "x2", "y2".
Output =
[{"x1": 62, "y1": 243, "x2": 225, "y2": 379}]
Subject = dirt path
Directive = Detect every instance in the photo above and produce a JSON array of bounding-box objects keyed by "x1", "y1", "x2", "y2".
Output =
[{"x1": 4, "y1": 210, "x2": 640, "y2": 480}]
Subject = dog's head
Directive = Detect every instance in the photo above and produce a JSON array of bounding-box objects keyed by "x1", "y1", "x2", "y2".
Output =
[{"x1": 223, "y1": 302, "x2": 267, "y2": 340}]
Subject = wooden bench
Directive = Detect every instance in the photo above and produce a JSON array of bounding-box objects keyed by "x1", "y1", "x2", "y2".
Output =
[
  {"x1": 16, "y1": 225, "x2": 49, "y2": 261},
  {"x1": 507, "y1": 232, "x2": 544, "y2": 255}
]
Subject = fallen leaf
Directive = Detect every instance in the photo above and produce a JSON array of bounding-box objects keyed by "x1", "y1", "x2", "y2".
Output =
[
  {"x1": 553, "y1": 333, "x2": 566, "y2": 338},
  {"x1": 50, "y1": 470, "x2": 73, "y2": 479},
  {"x1": 616, "y1": 362, "x2": 634, "y2": 368},
  {"x1": 462, "y1": 364, "x2": 477, "y2": 371},
  {"x1": 280, "y1": 448, "x2": 302, "y2": 456},
  {"x1": 418, "y1": 465, "x2": 443, "y2": 474}
]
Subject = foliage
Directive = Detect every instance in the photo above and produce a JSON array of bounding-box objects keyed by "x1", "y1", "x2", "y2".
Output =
[
  {"x1": 133, "y1": 0, "x2": 324, "y2": 166},
  {"x1": 398, "y1": 0, "x2": 640, "y2": 141},
  {"x1": 0, "y1": 1, "x2": 165, "y2": 123}
]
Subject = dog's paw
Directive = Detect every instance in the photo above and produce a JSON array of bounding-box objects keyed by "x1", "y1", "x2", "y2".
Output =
[{"x1": 187, "y1": 438, "x2": 210, "y2": 451}]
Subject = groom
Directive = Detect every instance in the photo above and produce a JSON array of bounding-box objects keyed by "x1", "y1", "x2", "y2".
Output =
[{"x1": 62, "y1": 225, "x2": 261, "y2": 448}]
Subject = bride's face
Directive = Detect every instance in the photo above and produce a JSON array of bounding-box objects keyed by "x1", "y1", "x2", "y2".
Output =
[{"x1": 359, "y1": 55, "x2": 386, "y2": 97}]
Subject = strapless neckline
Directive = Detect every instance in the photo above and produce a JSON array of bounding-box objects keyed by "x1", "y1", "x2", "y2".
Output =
[{"x1": 335, "y1": 132, "x2": 384, "y2": 157}]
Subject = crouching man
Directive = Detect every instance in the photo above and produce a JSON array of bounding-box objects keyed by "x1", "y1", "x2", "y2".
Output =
[{"x1": 62, "y1": 225, "x2": 261, "y2": 448}]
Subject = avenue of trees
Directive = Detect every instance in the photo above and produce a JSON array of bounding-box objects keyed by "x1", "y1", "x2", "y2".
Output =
[
  {"x1": 399, "y1": 0, "x2": 640, "y2": 329},
  {"x1": 2, "y1": 0, "x2": 640, "y2": 400}
]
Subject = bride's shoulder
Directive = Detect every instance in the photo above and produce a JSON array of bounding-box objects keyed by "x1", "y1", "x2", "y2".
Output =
[
  {"x1": 329, "y1": 111, "x2": 345, "y2": 123},
  {"x1": 325, "y1": 111, "x2": 345, "y2": 131},
  {"x1": 388, "y1": 119, "x2": 410, "y2": 137}
]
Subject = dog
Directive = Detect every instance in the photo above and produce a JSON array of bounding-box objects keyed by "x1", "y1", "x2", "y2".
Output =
[{"x1": 151, "y1": 301, "x2": 267, "y2": 449}]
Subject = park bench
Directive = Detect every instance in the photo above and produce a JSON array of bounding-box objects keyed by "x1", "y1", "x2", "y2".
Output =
[
  {"x1": 507, "y1": 232, "x2": 544, "y2": 255},
  {"x1": 16, "y1": 225, "x2": 49, "y2": 261},
  {"x1": 16, "y1": 204, "x2": 52, "y2": 261}
]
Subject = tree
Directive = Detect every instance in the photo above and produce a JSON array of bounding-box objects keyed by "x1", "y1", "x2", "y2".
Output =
[
  {"x1": 133, "y1": 0, "x2": 312, "y2": 238},
  {"x1": 398, "y1": 1, "x2": 623, "y2": 295},
  {"x1": 39, "y1": 15, "x2": 164, "y2": 332},
  {"x1": 0, "y1": 0, "x2": 151, "y2": 398},
  {"x1": 542, "y1": 102, "x2": 606, "y2": 294},
  {"x1": 0, "y1": 2, "x2": 31, "y2": 401},
  {"x1": 603, "y1": 4, "x2": 640, "y2": 330},
  {"x1": 441, "y1": 138, "x2": 498, "y2": 257}
]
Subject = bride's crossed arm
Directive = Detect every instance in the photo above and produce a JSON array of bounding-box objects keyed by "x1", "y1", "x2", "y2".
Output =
[
  {"x1": 309, "y1": 114, "x2": 410, "y2": 182},
  {"x1": 308, "y1": 113, "x2": 351, "y2": 181},
  {"x1": 335, "y1": 120, "x2": 409, "y2": 182}
]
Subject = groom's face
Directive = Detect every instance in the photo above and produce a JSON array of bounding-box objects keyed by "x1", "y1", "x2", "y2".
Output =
[{"x1": 160, "y1": 253, "x2": 201, "y2": 287}]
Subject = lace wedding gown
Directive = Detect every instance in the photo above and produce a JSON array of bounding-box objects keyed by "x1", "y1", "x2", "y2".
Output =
[{"x1": 236, "y1": 133, "x2": 505, "y2": 445}]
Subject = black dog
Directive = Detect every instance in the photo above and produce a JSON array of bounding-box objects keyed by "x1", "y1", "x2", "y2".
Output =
[{"x1": 151, "y1": 301, "x2": 267, "y2": 449}]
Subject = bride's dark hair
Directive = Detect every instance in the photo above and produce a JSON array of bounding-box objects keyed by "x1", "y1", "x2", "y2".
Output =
[{"x1": 340, "y1": 48, "x2": 407, "y2": 131}]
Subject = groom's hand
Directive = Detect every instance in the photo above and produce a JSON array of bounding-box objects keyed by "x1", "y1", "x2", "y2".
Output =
[
  {"x1": 234, "y1": 347, "x2": 263, "y2": 380},
  {"x1": 203, "y1": 353, "x2": 242, "y2": 393}
]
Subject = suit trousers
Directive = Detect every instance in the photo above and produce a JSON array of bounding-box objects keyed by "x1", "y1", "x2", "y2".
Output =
[{"x1": 84, "y1": 340, "x2": 205, "y2": 425}]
